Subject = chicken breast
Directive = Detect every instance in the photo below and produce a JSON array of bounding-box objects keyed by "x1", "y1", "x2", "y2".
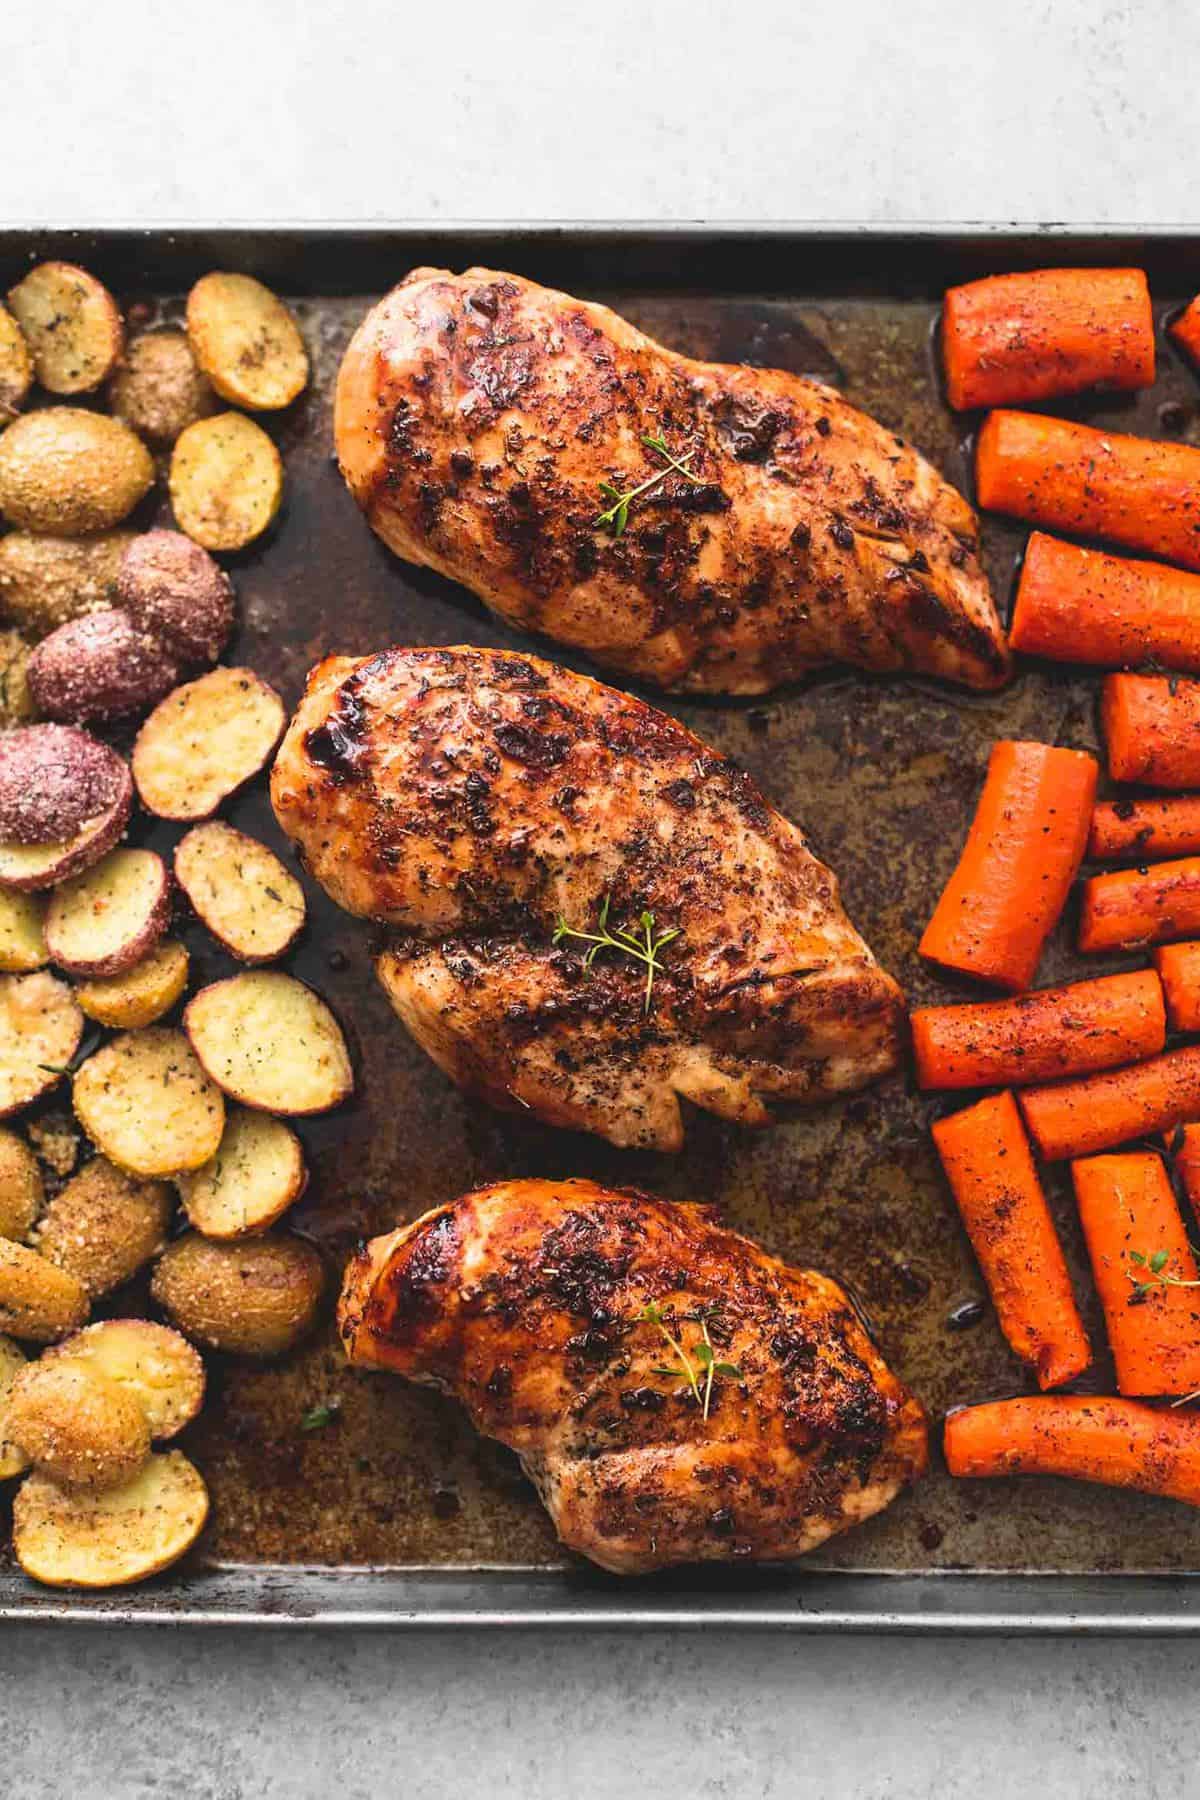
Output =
[
  {"x1": 270, "y1": 644, "x2": 904, "y2": 1151},
  {"x1": 334, "y1": 266, "x2": 1009, "y2": 695},
  {"x1": 339, "y1": 1178, "x2": 928, "y2": 1573}
]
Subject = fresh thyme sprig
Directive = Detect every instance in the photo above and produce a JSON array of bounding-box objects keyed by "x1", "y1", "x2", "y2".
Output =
[
  {"x1": 638, "y1": 1300, "x2": 741, "y2": 1419},
  {"x1": 595, "y1": 432, "x2": 703, "y2": 537},
  {"x1": 1128, "y1": 1248, "x2": 1200, "y2": 1302},
  {"x1": 552, "y1": 892, "x2": 680, "y2": 1014}
]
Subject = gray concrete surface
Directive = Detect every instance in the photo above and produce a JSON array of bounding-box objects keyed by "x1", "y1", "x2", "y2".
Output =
[{"x1": 6, "y1": 0, "x2": 1200, "y2": 1792}]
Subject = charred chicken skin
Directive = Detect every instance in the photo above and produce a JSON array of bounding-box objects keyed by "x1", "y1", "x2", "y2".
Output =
[
  {"x1": 339, "y1": 1179, "x2": 928, "y2": 1573},
  {"x1": 334, "y1": 267, "x2": 1009, "y2": 695},
  {"x1": 270, "y1": 645, "x2": 904, "y2": 1151}
]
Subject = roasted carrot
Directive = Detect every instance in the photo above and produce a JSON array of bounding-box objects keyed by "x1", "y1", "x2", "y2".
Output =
[
  {"x1": 1079, "y1": 858, "x2": 1200, "y2": 952},
  {"x1": 1154, "y1": 941, "x2": 1200, "y2": 1031},
  {"x1": 1072, "y1": 1151, "x2": 1200, "y2": 1396},
  {"x1": 945, "y1": 1396, "x2": 1200, "y2": 1506},
  {"x1": 1171, "y1": 296, "x2": 1200, "y2": 371},
  {"x1": 1010, "y1": 532, "x2": 1200, "y2": 673},
  {"x1": 918, "y1": 740, "x2": 1097, "y2": 992},
  {"x1": 912, "y1": 970, "x2": 1165, "y2": 1090},
  {"x1": 1089, "y1": 795, "x2": 1200, "y2": 862},
  {"x1": 1019, "y1": 1044, "x2": 1200, "y2": 1161},
  {"x1": 932, "y1": 1093, "x2": 1091, "y2": 1388},
  {"x1": 943, "y1": 268, "x2": 1154, "y2": 412},
  {"x1": 1171, "y1": 1122, "x2": 1200, "y2": 1224},
  {"x1": 1102, "y1": 674, "x2": 1200, "y2": 789},
  {"x1": 976, "y1": 411, "x2": 1200, "y2": 572}
]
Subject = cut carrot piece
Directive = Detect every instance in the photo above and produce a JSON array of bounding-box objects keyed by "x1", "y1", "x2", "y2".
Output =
[
  {"x1": 1155, "y1": 942, "x2": 1200, "y2": 1032},
  {"x1": 1101, "y1": 674, "x2": 1200, "y2": 790},
  {"x1": 1010, "y1": 533, "x2": 1200, "y2": 673},
  {"x1": 942, "y1": 269, "x2": 1154, "y2": 411},
  {"x1": 1072, "y1": 1151, "x2": 1200, "y2": 1397},
  {"x1": 945, "y1": 1396, "x2": 1200, "y2": 1506},
  {"x1": 911, "y1": 970, "x2": 1164, "y2": 1090},
  {"x1": 1089, "y1": 796, "x2": 1200, "y2": 862},
  {"x1": 1019, "y1": 1044, "x2": 1200, "y2": 1161},
  {"x1": 976, "y1": 411, "x2": 1200, "y2": 571},
  {"x1": 918, "y1": 740, "x2": 1097, "y2": 992},
  {"x1": 932, "y1": 1093, "x2": 1091, "y2": 1388},
  {"x1": 1079, "y1": 858, "x2": 1200, "y2": 952},
  {"x1": 1171, "y1": 297, "x2": 1200, "y2": 371},
  {"x1": 1171, "y1": 1123, "x2": 1200, "y2": 1224}
]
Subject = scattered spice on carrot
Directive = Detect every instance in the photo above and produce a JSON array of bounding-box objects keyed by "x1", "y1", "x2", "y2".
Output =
[
  {"x1": 945, "y1": 1396, "x2": 1200, "y2": 1507},
  {"x1": 918, "y1": 740, "x2": 1097, "y2": 993},
  {"x1": 976, "y1": 411, "x2": 1200, "y2": 571},
  {"x1": 1019, "y1": 1044, "x2": 1200, "y2": 1161},
  {"x1": 912, "y1": 969, "x2": 1165, "y2": 1091},
  {"x1": 1171, "y1": 296, "x2": 1200, "y2": 371},
  {"x1": 1154, "y1": 941, "x2": 1200, "y2": 1032},
  {"x1": 1102, "y1": 674, "x2": 1200, "y2": 789},
  {"x1": 1010, "y1": 532, "x2": 1200, "y2": 673},
  {"x1": 932, "y1": 1093, "x2": 1091, "y2": 1388},
  {"x1": 1171, "y1": 1122, "x2": 1200, "y2": 1225},
  {"x1": 1072, "y1": 1151, "x2": 1200, "y2": 1397},
  {"x1": 1089, "y1": 795, "x2": 1200, "y2": 862},
  {"x1": 1079, "y1": 857, "x2": 1200, "y2": 952}
]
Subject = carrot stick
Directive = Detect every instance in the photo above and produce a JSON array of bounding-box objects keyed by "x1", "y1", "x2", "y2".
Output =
[
  {"x1": 918, "y1": 740, "x2": 1097, "y2": 993},
  {"x1": 1171, "y1": 297, "x2": 1200, "y2": 371},
  {"x1": 1010, "y1": 532, "x2": 1200, "y2": 673},
  {"x1": 932, "y1": 1093, "x2": 1091, "y2": 1387},
  {"x1": 1154, "y1": 942, "x2": 1200, "y2": 1032},
  {"x1": 1089, "y1": 796, "x2": 1200, "y2": 862},
  {"x1": 976, "y1": 411, "x2": 1200, "y2": 571},
  {"x1": 1072, "y1": 1151, "x2": 1200, "y2": 1397},
  {"x1": 1079, "y1": 858, "x2": 1200, "y2": 952},
  {"x1": 1171, "y1": 1123, "x2": 1200, "y2": 1224},
  {"x1": 912, "y1": 970, "x2": 1165, "y2": 1090},
  {"x1": 1019, "y1": 1044, "x2": 1200, "y2": 1161},
  {"x1": 945, "y1": 1396, "x2": 1200, "y2": 1506},
  {"x1": 1102, "y1": 674, "x2": 1200, "y2": 789},
  {"x1": 943, "y1": 268, "x2": 1154, "y2": 411}
]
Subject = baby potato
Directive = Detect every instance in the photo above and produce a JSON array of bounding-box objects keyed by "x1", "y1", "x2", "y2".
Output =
[
  {"x1": 0, "y1": 1238, "x2": 89, "y2": 1341},
  {"x1": 0, "y1": 304, "x2": 32, "y2": 424},
  {"x1": 0, "y1": 409, "x2": 153, "y2": 535},
  {"x1": 108, "y1": 329, "x2": 216, "y2": 445},
  {"x1": 169, "y1": 413, "x2": 282, "y2": 552},
  {"x1": 35, "y1": 1156, "x2": 171, "y2": 1298},
  {"x1": 0, "y1": 1127, "x2": 43, "y2": 1240},
  {"x1": 73, "y1": 1026, "x2": 224, "y2": 1178},
  {"x1": 0, "y1": 970, "x2": 84, "y2": 1119},
  {"x1": 42, "y1": 1319, "x2": 203, "y2": 1440},
  {"x1": 186, "y1": 273, "x2": 308, "y2": 411},
  {"x1": 28, "y1": 610, "x2": 179, "y2": 726},
  {"x1": 5, "y1": 1359, "x2": 149, "y2": 1488},
  {"x1": 7, "y1": 263, "x2": 123, "y2": 396},
  {"x1": 75, "y1": 938, "x2": 189, "y2": 1031},
  {"x1": 0, "y1": 1333, "x2": 29, "y2": 1477},
  {"x1": 117, "y1": 531, "x2": 233, "y2": 666},
  {"x1": 152, "y1": 1230, "x2": 323, "y2": 1357},
  {"x1": 0, "y1": 530, "x2": 136, "y2": 640},
  {"x1": 13, "y1": 1449, "x2": 208, "y2": 1588}
]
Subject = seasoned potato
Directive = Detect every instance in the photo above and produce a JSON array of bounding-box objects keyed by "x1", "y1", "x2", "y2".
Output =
[
  {"x1": 0, "y1": 304, "x2": 32, "y2": 424},
  {"x1": 0, "y1": 530, "x2": 136, "y2": 639},
  {"x1": 43, "y1": 1319, "x2": 203, "y2": 1439},
  {"x1": 75, "y1": 938, "x2": 189, "y2": 1030},
  {"x1": 45, "y1": 848, "x2": 170, "y2": 978},
  {"x1": 73, "y1": 1026, "x2": 224, "y2": 1177},
  {"x1": 6, "y1": 1360, "x2": 149, "y2": 1487},
  {"x1": 13, "y1": 1449, "x2": 208, "y2": 1587},
  {"x1": 186, "y1": 273, "x2": 308, "y2": 411},
  {"x1": 0, "y1": 970, "x2": 82, "y2": 1118},
  {"x1": 26, "y1": 1111, "x2": 81, "y2": 1181},
  {"x1": 152, "y1": 1230, "x2": 322, "y2": 1357},
  {"x1": 0, "y1": 726, "x2": 133, "y2": 893},
  {"x1": 35, "y1": 1156, "x2": 171, "y2": 1297},
  {"x1": 132, "y1": 667, "x2": 284, "y2": 821},
  {"x1": 0, "y1": 408, "x2": 153, "y2": 534},
  {"x1": 28, "y1": 609, "x2": 179, "y2": 725},
  {"x1": 0, "y1": 1333, "x2": 29, "y2": 1477},
  {"x1": 117, "y1": 530, "x2": 233, "y2": 666},
  {"x1": 0, "y1": 888, "x2": 47, "y2": 973},
  {"x1": 0, "y1": 1128, "x2": 43, "y2": 1240},
  {"x1": 169, "y1": 412, "x2": 282, "y2": 551},
  {"x1": 108, "y1": 329, "x2": 215, "y2": 444},
  {"x1": 185, "y1": 971, "x2": 353, "y2": 1115},
  {"x1": 0, "y1": 630, "x2": 35, "y2": 727},
  {"x1": 175, "y1": 823, "x2": 305, "y2": 963},
  {"x1": 7, "y1": 263, "x2": 123, "y2": 395},
  {"x1": 0, "y1": 1238, "x2": 89, "y2": 1341},
  {"x1": 177, "y1": 1108, "x2": 306, "y2": 1238}
]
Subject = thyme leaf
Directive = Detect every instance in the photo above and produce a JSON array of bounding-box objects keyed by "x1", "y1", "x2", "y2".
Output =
[
  {"x1": 553, "y1": 893, "x2": 681, "y2": 1013},
  {"x1": 637, "y1": 1302, "x2": 741, "y2": 1419},
  {"x1": 594, "y1": 432, "x2": 703, "y2": 538}
]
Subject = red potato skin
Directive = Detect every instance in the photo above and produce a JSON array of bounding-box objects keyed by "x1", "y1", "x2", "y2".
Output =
[
  {"x1": 1089, "y1": 796, "x2": 1200, "y2": 862},
  {"x1": 945, "y1": 1396, "x2": 1200, "y2": 1507},
  {"x1": 1101, "y1": 675, "x2": 1200, "y2": 790},
  {"x1": 1011, "y1": 533, "x2": 1200, "y2": 674},
  {"x1": 44, "y1": 851, "x2": 171, "y2": 978},
  {"x1": 1079, "y1": 858, "x2": 1200, "y2": 953},
  {"x1": 0, "y1": 774, "x2": 133, "y2": 894}
]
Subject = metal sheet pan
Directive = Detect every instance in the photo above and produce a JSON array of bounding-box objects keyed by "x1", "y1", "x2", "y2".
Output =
[{"x1": 2, "y1": 224, "x2": 1199, "y2": 1631}]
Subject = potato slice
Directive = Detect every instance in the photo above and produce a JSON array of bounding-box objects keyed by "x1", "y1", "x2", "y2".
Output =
[
  {"x1": 132, "y1": 667, "x2": 285, "y2": 822},
  {"x1": 0, "y1": 530, "x2": 136, "y2": 640},
  {"x1": 175, "y1": 823, "x2": 305, "y2": 963},
  {"x1": 45, "y1": 848, "x2": 170, "y2": 978},
  {"x1": 0, "y1": 888, "x2": 47, "y2": 973},
  {"x1": 0, "y1": 408, "x2": 153, "y2": 534},
  {"x1": 177, "y1": 1108, "x2": 306, "y2": 1239},
  {"x1": 108, "y1": 329, "x2": 215, "y2": 445},
  {"x1": 185, "y1": 972, "x2": 352, "y2": 1115},
  {"x1": 75, "y1": 938, "x2": 189, "y2": 1030},
  {"x1": 73, "y1": 1027, "x2": 224, "y2": 1177},
  {"x1": 169, "y1": 413, "x2": 282, "y2": 551},
  {"x1": 35, "y1": 1156, "x2": 171, "y2": 1297},
  {"x1": 13, "y1": 1449, "x2": 209, "y2": 1588},
  {"x1": 7, "y1": 263, "x2": 123, "y2": 396},
  {"x1": 6, "y1": 1359, "x2": 149, "y2": 1488},
  {"x1": 152, "y1": 1230, "x2": 322, "y2": 1357},
  {"x1": 0, "y1": 1128, "x2": 43, "y2": 1241},
  {"x1": 42, "y1": 1319, "x2": 204, "y2": 1440},
  {"x1": 0, "y1": 970, "x2": 82, "y2": 1118},
  {"x1": 0, "y1": 304, "x2": 32, "y2": 425},
  {"x1": 0, "y1": 1333, "x2": 29, "y2": 1477},
  {"x1": 186, "y1": 273, "x2": 308, "y2": 411},
  {"x1": 0, "y1": 804, "x2": 133, "y2": 894},
  {"x1": 0, "y1": 1239, "x2": 89, "y2": 1342}
]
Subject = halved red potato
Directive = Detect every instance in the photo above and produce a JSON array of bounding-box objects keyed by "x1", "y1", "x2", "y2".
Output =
[
  {"x1": 0, "y1": 304, "x2": 32, "y2": 424},
  {"x1": 184, "y1": 971, "x2": 352, "y2": 1114},
  {"x1": 28, "y1": 610, "x2": 179, "y2": 726},
  {"x1": 13, "y1": 1449, "x2": 209, "y2": 1588},
  {"x1": 0, "y1": 1333, "x2": 29, "y2": 1477},
  {"x1": 169, "y1": 413, "x2": 282, "y2": 551},
  {"x1": 0, "y1": 408, "x2": 153, "y2": 534},
  {"x1": 5, "y1": 1359, "x2": 149, "y2": 1488},
  {"x1": 0, "y1": 1129, "x2": 43, "y2": 1241},
  {"x1": 45, "y1": 848, "x2": 170, "y2": 978},
  {"x1": 0, "y1": 888, "x2": 47, "y2": 972},
  {"x1": 0, "y1": 730, "x2": 131, "y2": 893},
  {"x1": 35, "y1": 1156, "x2": 171, "y2": 1297},
  {"x1": 132, "y1": 668, "x2": 285, "y2": 822},
  {"x1": 117, "y1": 531, "x2": 233, "y2": 666},
  {"x1": 175, "y1": 823, "x2": 304, "y2": 963},
  {"x1": 73, "y1": 1027, "x2": 224, "y2": 1177},
  {"x1": 108, "y1": 330, "x2": 216, "y2": 445},
  {"x1": 0, "y1": 1239, "x2": 89, "y2": 1342},
  {"x1": 151, "y1": 1230, "x2": 323, "y2": 1357},
  {"x1": 176, "y1": 1107, "x2": 306, "y2": 1238},
  {"x1": 42, "y1": 1319, "x2": 204, "y2": 1440},
  {"x1": 75, "y1": 938, "x2": 189, "y2": 1030},
  {"x1": 0, "y1": 970, "x2": 83, "y2": 1118},
  {"x1": 186, "y1": 273, "x2": 308, "y2": 411},
  {"x1": 6, "y1": 263, "x2": 123, "y2": 396}
]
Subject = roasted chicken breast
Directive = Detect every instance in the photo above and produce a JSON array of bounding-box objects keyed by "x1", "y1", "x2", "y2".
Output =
[
  {"x1": 335, "y1": 266, "x2": 1009, "y2": 695},
  {"x1": 339, "y1": 1179, "x2": 928, "y2": 1573},
  {"x1": 271, "y1": 645, "x2": 904, "y2": 1151}
]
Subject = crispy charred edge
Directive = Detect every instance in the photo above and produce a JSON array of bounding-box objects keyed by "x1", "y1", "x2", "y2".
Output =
[{"x1": 337, "y1": 1203, "x2": 458, "y2": 1370}]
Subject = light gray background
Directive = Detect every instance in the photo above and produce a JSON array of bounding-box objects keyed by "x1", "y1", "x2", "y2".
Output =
[{"x1": 7, "y1": 0, "x2": 1200, "y2": 1793}]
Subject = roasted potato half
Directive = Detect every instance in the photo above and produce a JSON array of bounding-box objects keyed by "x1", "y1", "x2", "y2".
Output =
[
  {"x1": 35, "y1": 1156, "x2": 171, "y2": 1297},
  {"x1": 13, "y1": 1449, "x2": 209, "y2": 1588},
  {"x1": 132, "y1": 667, "x2": 284, "y2": 821},
  {"x1": 45, "y1": 847, "x2": 170, "y2": 979},
  {"x1": 0, "y1": 408, "x2": 153, "y2": 534},
  {"x1": 108, "y1": 329, "x2": 215, "y2": 444},
  {"x1": 152, "y1": 1230, "x2": 323, "y2": 1357},
  {"x1": 73, "y1": 1026, "x2": 224, "y2": 1178},
  {"x1": 0, "y1": 304, "x2": 32, "y2": 424},
  {"x1": 185, "y1": 971, "x2": 352, "y2": 1114},
  {"x1": 0, "y1": 1239, "x2": 89, "y2": 1342},
  {"x1": 5, "y1": 1359, "x2": 149, "y2": 1488},
  {"x1": 0, "y1": 1128, "x2": 43, "y2": 1241},
  {"x1": 175, "y1": 822, "x2": 305, "y2": 963},
  {"x1": 43, "y1": 1319, "x2": 204, "y2": 1440},
  {"x1": 7, "y1": 263, "x2": 123, "y2": 395},
  {"x1": 0, "y1": 724, "x2": 131, "y2": 851},
  {"x1": 0, "y1": 530, "x2": 136, "y2": 640},
  {"x1": 169, "y1": 412, "x2": 282, "y2": 551},
  {"x1": 0, "y1": 888, "x2": 47, "y2": 974},
  {"x1": 75, "y1": 938, "x2": 189, "y2": 1031},
  {"x1": 0, "y1": 970, "x2": 83, "y2": 1118},
  {"x1": 177, "y1": 1107, "x2": 306, "y2": 1238},
  {"x1": 186, "y1": 273, "x2": 308, "y2": 411},
  {"x1": 0, "y1": 1333, "x2": 29, "y2": 1477},
  {"x1": 117, "y1": 530, "x2": 233, "y2": 667},
  {"x1": 29, "y1": 609, "x2": 179, "y2": 726}
]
